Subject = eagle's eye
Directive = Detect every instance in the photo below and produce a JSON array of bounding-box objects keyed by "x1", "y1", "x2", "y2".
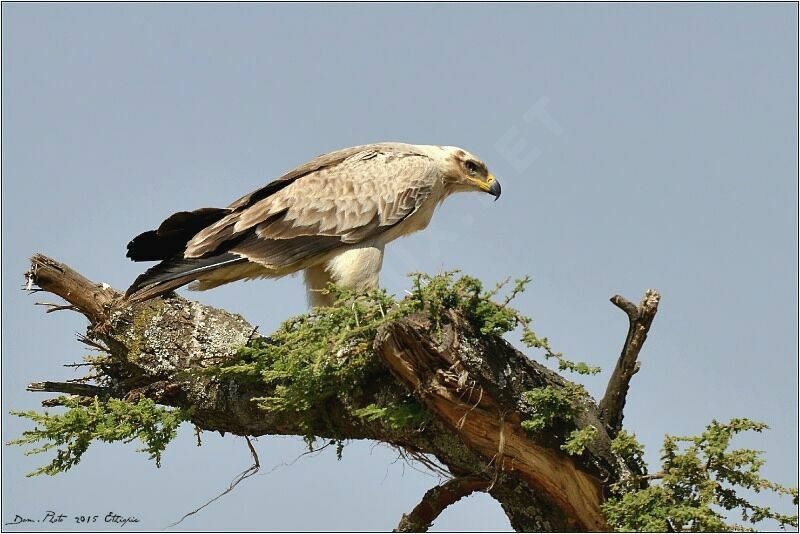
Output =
[{"x1": 464, "y1": 160, "x2": 480, "y2": 176}]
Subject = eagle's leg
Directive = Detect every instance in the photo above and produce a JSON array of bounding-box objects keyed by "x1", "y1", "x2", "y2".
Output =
[
  {"x1": 303, "y1": 264, "x2": 335, "y2": 308},
  {"x1": 303, "y1": 245, "x2": 385, "y2": 308},
  {"x1": 326, "y1": 244, "x2": 385, "y2": 292}
]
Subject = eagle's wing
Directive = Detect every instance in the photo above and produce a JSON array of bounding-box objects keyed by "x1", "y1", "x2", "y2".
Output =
[
  {"x1": 125, "y1": 143, "x2": 440, "y2": 301},
  {"x1": 185, "y1": 145, "x2": 439, "y2": 269},
  {"x1": 126, "y1": 144, "x2": 374, "y2": 263}
]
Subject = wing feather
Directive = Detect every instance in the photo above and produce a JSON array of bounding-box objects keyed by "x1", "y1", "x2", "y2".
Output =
[{"x1": 185, "y1": 146, "x2": 438, "y2": 269}]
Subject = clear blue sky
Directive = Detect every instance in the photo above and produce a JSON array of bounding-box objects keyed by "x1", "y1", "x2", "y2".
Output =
[{"x1": 2, "y1": 3, "x2": 797, "y2": 531}]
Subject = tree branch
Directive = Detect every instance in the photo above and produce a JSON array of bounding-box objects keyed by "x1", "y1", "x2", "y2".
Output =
[
  {"x1": 19, "y1": 253, "x2": 651, "y2": 532},
  {"x1": 376, "y1": 315, "x2": 610, "y2": 531},
  {"x1": 394, "y1": 476, "x2": 490, "y2": 532},
  {"x1": 26, "y1": 381, "x2": 110, "y2": 398},
  {"x1": 25, "y1": 254, "x2": 120, "y2": 324},
  {"x1": 599, "y1": 290, "x2": 661, "y2": 435}
]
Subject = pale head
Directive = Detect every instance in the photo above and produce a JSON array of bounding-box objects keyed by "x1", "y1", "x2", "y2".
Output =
[{"x1": 419, "y1": 145, "x2": 502, "y2": 199}]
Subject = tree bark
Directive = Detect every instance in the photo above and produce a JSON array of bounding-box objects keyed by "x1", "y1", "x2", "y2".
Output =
[
  {"x1": 395, "y1": 476, "x2": 490, "y2": 532},
  {"x1": 21, "y1": 254, "x2": 658, "y2": 532},
  {"x1": 599, "y1": 292, "x2": 661, "y2": 436}
]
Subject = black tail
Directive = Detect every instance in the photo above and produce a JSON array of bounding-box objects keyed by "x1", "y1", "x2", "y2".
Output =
[
  {"x1": 127, "y1": 207, "x2": 230, "y2": 261},
  {"x1": 125, "y1": 253, "x2": 247, "y2": 303},
  {"x1": 125, "y1": 207, "x2": 241, "y2": 302}
]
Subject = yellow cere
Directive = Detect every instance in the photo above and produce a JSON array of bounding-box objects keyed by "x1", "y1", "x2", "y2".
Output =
[{"x1": 473, "y1": 174, "x2": 495, "y2": 191}]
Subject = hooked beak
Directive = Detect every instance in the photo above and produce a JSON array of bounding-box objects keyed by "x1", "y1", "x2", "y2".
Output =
[{"x1": 486, "y1": 174, "x2": 501, "y2": 200}]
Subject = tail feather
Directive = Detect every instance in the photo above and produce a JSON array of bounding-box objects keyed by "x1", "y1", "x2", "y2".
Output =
[
  {"x1": 127, "y1": 208, "x2": 230, "y2": 262},
  {"x1": 125, "y1": 253, "x2": 247, "y2": 303}
]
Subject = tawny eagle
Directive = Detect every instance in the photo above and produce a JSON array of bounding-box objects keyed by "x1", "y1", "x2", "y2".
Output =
[{"x1": 125, "y1": 142, "x2": 501, "y2": 306}]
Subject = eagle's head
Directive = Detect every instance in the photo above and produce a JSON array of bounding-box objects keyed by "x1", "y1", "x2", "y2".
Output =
[{"x1": 434, "y1": 146, "x2": 502, "y2": 200}]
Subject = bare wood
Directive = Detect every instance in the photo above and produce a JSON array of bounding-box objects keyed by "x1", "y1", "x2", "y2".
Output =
[
  {"x1": 376, "y1": 318, "x2": 610, "y2": 532},
  {"x1": 26, "y1": 254, "x2": 120, "y2": 323},
  {"x1": 599, "y1": 290, "x2": 661, "y2": 435},
  {"x1": 27, "y1": 381, "x2": 110, "y2": 397},
  {"x1": 35, "y1": 302, "x2": 80, "y2": 313},
  {"x1": 394, "y1": 476, "x2": 490, "y2": 532}
]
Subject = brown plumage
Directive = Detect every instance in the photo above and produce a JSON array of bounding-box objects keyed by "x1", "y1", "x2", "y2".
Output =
[{"x1": 125, "y1": 142, "x2": 501, "y2": 306}]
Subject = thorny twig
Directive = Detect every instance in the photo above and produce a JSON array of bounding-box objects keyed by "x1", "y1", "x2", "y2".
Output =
[
  {"x1": 246, "y1": 326, "x2": 260, "y2": 344},
  {"x1": 63, "y1": 362, "x2": 93, "y2": 369},
  {"x1": 76, "y1": 334, "x2": 109, "y2": 352},
  {"x1": 35, "y1": 302, "x2": 80, "y2": 313},
  {"x1": 262, "y1": 442, "x2": 333, "y2": 477},
  {"x1": 167, "y1": 436, "x2": 260, "y2": 528}
]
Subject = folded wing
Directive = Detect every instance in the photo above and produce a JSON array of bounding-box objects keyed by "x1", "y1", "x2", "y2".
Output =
[{"x1": 125, "y1": 144, "x2": 438, "y2": 301}]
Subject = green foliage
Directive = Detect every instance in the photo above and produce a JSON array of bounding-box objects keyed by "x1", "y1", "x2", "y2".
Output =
[
  {"x1": 411, "y1": 272, "x2": 598, "y2": 377},
  {"x1": 476, "y1": 275, "x2": 601, "y2": 376},
  {"x1": 11, "y1": 270, "x2": 577, "y2": 476},
  {"x1": 521, "y1": 383, "x2": 596, "y2": 455},
  {"x1": 520, "y1": 326, "x2": 601, "y2": 375},
  {"x1": 602, "y1": 419, "x2": 798, "y2": 532},
  {"x1": 9, "y1": 397, "x2": 186, "y2": 477},
  {"x1": 562, "y1": 425, "x2": 598, "y2": 456},
  {"x1": 213, "y1": 285, "x2": 402, "y2": 441},
  {"x1": 352, "y1": 402, "x2": 430, "y2": 431},
  {"x1": 611, "y1": 429, "x2": 647, "y2": 475},
  {"x1": 413, "y1": 272, "x2": 600, "y2": 376},
  {"x1": 520, "y1": 383, "x2": 588, "y2": 432},
  {"x1": 209, "y1": 270, "x2": 592, "y2": 443},
  {"x1": 407, "y1": 272, "x2": 523, "y2": 336}
]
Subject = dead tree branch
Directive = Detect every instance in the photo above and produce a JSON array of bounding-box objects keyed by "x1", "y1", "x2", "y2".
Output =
[
  {"x1": 25, "y1": 254, "x2": 120, "y2": 324},
  {"x1": 26, "y1": 381, "x2": 110, "y2": 397},
  {"x1": 599, "y1": 290, "x2": 661, "y2": 436}
]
